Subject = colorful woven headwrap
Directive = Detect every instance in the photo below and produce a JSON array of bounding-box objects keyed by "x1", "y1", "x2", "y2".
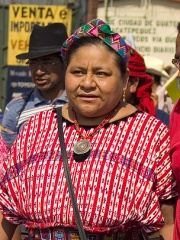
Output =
[
  {"x1": 128, "y1": 45, "x2": 155, "y2": 116},
  {"x1": 61, "y1": 19, "x2": 129, "y2": 64}
]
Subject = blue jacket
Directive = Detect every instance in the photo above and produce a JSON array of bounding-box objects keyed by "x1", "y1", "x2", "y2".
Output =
[
  {"x1": 2, "y1": 88, "x2": 68, "y2": 146},
  {"x1": 155, "y1": 108, "x2": 170, "y2": 128}
]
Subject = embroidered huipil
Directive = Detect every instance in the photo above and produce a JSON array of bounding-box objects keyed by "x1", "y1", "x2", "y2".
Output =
[
  {"x1": 0, "y1": 109, "x2": 177, "y2": 234},
  {"x1": 0, "y1": 136, "x2": 8, "y2": 180}
]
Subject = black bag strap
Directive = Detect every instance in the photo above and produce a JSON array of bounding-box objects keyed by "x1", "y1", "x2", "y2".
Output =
[
  {"x1": 18, "y1": 89, "x2": 34, "y2": 116},
  {"x1": 17, "y1": 89, "x2": 34, "y2": 132},
  {"x1": 56, "y1": 107, "x2": 87, "y2": 240}
]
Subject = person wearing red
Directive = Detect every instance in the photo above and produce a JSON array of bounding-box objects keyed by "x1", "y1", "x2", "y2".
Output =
[
  {"x1": 126, "y1": 45, "x2": 170, "y2": 127},
  {"x1": 0, "y1": 19, "x2": 177, "y2": 240},
  {"x1": 170, "y1": 21, "x2": 180, "y2": 240}
]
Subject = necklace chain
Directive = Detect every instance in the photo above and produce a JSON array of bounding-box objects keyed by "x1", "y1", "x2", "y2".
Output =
[{"x1": 73, "y1": 102, "x2": 120, "y2": 140}]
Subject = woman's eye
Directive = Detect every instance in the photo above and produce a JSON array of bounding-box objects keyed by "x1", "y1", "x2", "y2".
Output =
[
  {"x1": 97, "y1": 71, "x2": 107, "y2": 76},
  {"x1": 73, "y1": 70, "x2": 83, "y2": 75}
]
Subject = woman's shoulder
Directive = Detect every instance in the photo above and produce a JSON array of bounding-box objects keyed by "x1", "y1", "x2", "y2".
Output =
[
  {"x1": 138, "y1": 110, "x2": 168, "y2": 126},
  {"x1": 127, "y1": 110, "x2": 169, "y2": 135},
  {"x1": 111, "y1": 103, "x2": 137, "y2": 122}
]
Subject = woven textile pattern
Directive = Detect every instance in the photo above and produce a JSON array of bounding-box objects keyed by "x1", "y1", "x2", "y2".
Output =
[
  {"x1": 0, "y1": 109, "x2": 177, "y2": 235},
  {"x1": 0, "y1": 136, "x2": 7, "y2": 180},
  {"x1": 61, "y1": 19, "x2": 129, "y2": 64}
]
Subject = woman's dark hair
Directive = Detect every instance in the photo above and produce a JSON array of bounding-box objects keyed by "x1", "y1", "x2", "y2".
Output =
[{"x1": 64, "y1": 37, "x2": 127, "y2": 77}]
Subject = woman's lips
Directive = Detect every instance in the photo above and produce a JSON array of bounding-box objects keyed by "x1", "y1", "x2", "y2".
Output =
[{"x1": 78, "y1": 94, "x2": 98, "y2": 101}]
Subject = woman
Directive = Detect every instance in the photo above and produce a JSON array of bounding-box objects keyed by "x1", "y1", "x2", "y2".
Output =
[{"x1": 0, "y1": 19, "x2": 177, "y2": 240}]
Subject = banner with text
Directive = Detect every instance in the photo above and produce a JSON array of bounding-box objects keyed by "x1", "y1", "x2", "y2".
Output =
[
  {"x1": 108, "y1": 18, "x2": 178, "y2": 63},
  {"x1": 98, "y1": 4, "x2": 179, "y2": 67},
  {"x1": 8, "y1": 4, "x2": 72, "y2": 66},
  {"x1": 7, "y1": 66, "x2": 34, "y2": 103}
]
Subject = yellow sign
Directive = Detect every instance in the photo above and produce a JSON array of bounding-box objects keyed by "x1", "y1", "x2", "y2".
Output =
[
  {"x1": 166, "y1": 76, "x2": 180, "y2": 103},
  {"x1": 8, "y1": 4, "x2": 72, "y2": 66}
]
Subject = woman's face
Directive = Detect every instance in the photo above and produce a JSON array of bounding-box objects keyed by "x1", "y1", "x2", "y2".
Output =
[{"x1": 65, "y1": 44, "x2": 129, "y2": 118}]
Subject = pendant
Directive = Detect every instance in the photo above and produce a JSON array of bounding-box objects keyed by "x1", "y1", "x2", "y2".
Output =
[{"x1": 73, "y1": 139, "x2": 91, "y2": 162}]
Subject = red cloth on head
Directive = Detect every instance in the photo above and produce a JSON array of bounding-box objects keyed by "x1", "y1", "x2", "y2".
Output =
[{"x1": 127, "y1": 45, "x2": 155, "y2": 116}]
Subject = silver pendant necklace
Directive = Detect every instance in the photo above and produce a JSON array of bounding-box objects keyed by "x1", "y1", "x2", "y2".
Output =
[
  {"x1": 72, "y1": 102, "x2": 120, "y2": 162},
  {"x1": 73, "y1": 139, "x2": 91, "y2": 162},
  {"x1": 73, "y1": 139, "x2": 91, "y2": 155}
]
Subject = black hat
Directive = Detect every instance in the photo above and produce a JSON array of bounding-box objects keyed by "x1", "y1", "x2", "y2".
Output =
[{"x1": 16, "y1": 23, "x2": 68, "y2": 60}]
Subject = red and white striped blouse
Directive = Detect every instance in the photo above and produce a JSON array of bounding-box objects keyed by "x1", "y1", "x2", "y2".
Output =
[
  {"x1": 0, "y1": 136, "x2": 8, "y2": 180},
  {"x1": 0, "y1": 109, "x2": 177, "y2": 235}
]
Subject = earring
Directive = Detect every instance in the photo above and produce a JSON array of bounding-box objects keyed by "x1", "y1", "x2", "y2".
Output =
[{"x1": 123, "y1": 89, "x2": 126, "y2": 102}]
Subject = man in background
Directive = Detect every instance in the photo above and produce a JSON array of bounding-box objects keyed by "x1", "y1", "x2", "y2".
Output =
[{"x1": 1, "y1": 23, "x2": 68, "y2": 147}]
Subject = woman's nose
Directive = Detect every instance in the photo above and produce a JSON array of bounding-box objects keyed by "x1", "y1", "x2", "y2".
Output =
[{"x1": 80, "y1": 73, "x2": 96, "y2": 88}]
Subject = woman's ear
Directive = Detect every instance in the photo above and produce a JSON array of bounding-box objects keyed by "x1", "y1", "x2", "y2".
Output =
[{"x1": 128, "y1": 77, "x2": 139, "y2": 93}]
